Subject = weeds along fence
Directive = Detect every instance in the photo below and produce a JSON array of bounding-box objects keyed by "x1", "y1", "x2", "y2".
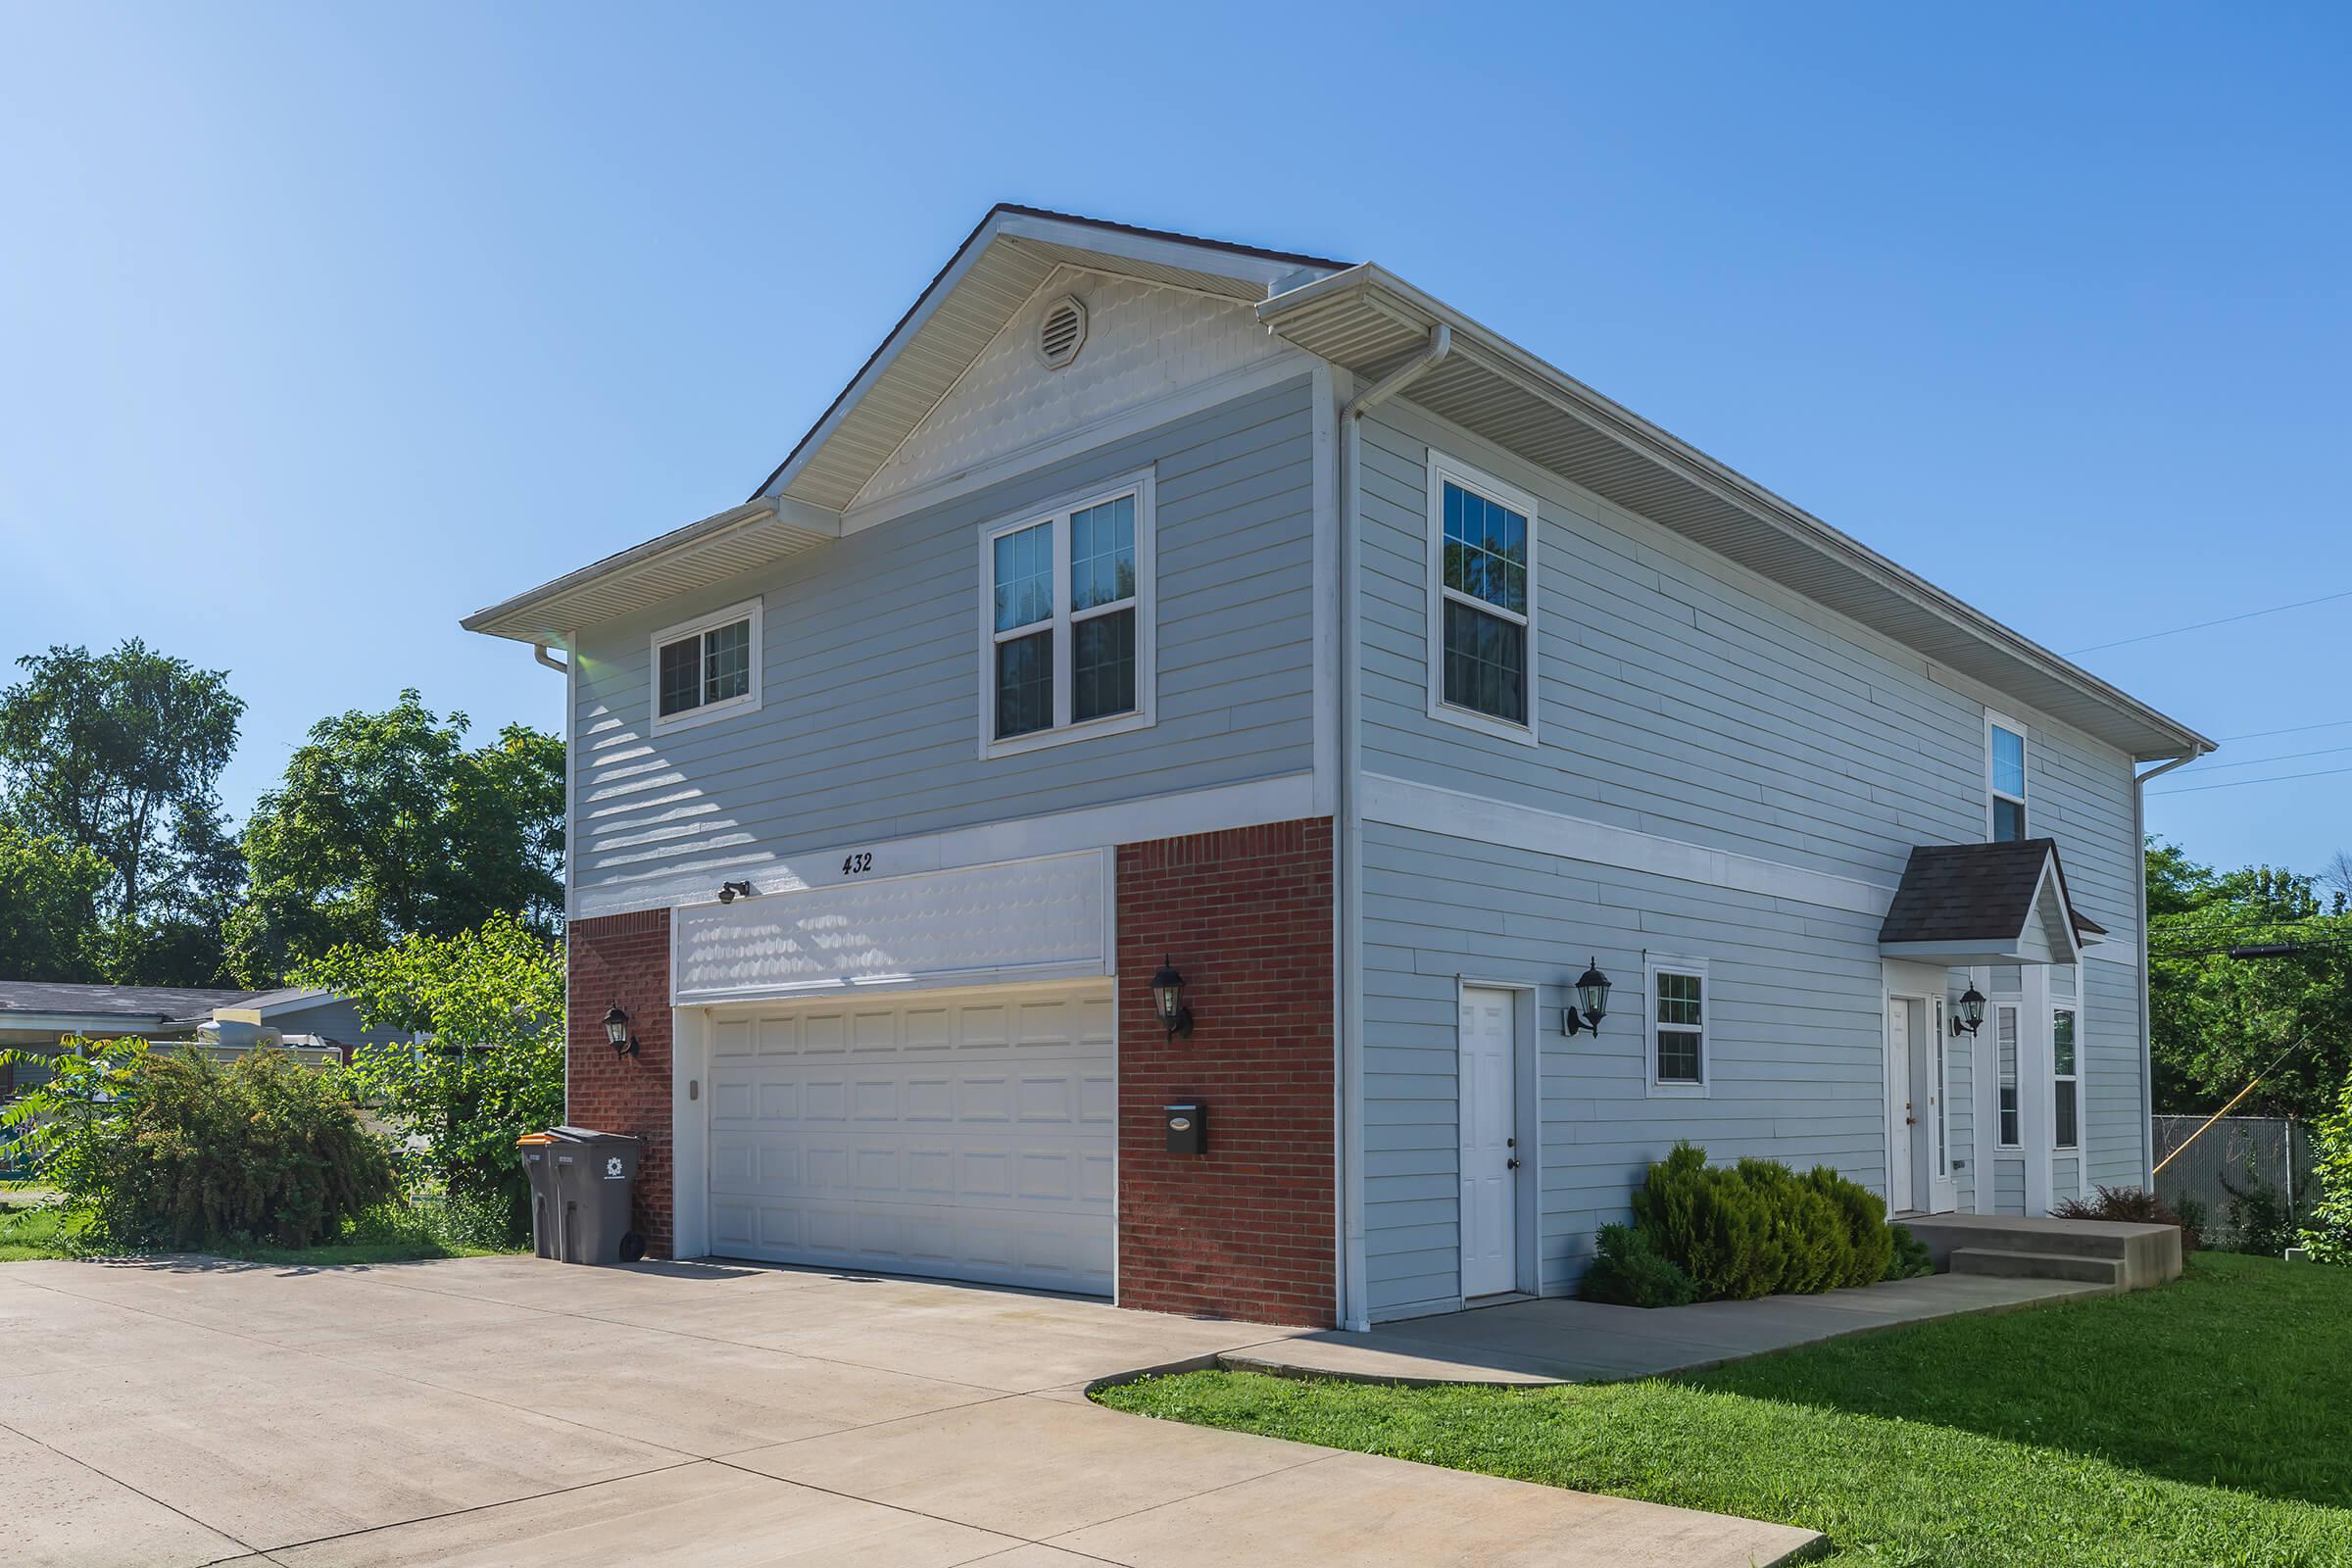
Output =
[{"x1": 2152, "y1": 1114, "x2": 2315, "y2": 1250}]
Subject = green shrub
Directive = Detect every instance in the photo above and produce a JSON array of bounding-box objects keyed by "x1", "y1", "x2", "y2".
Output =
[
  {"x1": 0, "y1": 1040, "x2": 397, "y2": 1250},
  {"x1": 1633, "y1": 1142, "x2": 1775, "y2": 1299},
  {"x1": 2052, "y1": 1184, "x2": 2201, "y2": 1255},
  {"x1": 1885, "y1": 1222, "x2": 1935, "y2": 1280},
  {"x1": 1580, "y1": 1222, "x2": 1700, "y2": 1307},
  {"x1": 1620, "y1": 1143, "x2": 1918, "y2": 1302},
  {"x1": 1805, "y1": 1165, "x2": 1895, "y2": 1287}
]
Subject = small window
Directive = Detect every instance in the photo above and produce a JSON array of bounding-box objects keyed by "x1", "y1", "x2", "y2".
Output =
[
  {"x1": 1988, "y1": 716, "x2": 2028, "y2": 842},
  {"x1": 978, "y1": 474, "x2": 1154, "y2": 757},
  {"x1": 1996, "y1": 1003, "x2": 2021, "y2": 1147},
  {"x1": 2053, "y1": 1006, "x2": 2079, "y2": 1150},
  {"x1": 1646, "y1": 957, "x2": 1707, "y2": 1095},
  {"x1": 1427, "y1": 454, "x2": 1538, "y2": 744},
  {"x1": 651, "y1": 600, "x2": 761, "y2": 733}
]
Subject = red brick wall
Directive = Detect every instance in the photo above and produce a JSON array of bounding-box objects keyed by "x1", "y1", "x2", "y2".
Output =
[
  {"x1": 1116, "y1": 817, "x2": 1336, "y2": 1327},
  {"x1": 566, "y1": 908, "x2": 675, "y2": 1258}
]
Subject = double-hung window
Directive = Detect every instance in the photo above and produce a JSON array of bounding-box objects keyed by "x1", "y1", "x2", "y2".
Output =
[
  {"x1": 2052, "y1": 1006, "x2": 2080, "y2": 1150},
  {"x1": 1427, "y1": 453, "x2": 1538, "y2": 744},
  {"x1": 1646, "y1": 956, "x2": 1707, "y2": 1096},
  {"x1": 1988, "y1": 713, "x2": 2028, "y2": 841},
  {"x1": 651, "y1": 599, "x2": 760, "y2": 734},
  {"x1": 979, "y1": 473, "x2": 1154, "y2": 757},
  {"x1": 1995, "y1": 1002, "x2": 2022, "y2": 1147}
]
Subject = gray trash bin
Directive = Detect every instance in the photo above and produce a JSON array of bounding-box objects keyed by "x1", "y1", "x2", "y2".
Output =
[
  {"x1": 545, "y1": 1126, "x2": 646, "y2": 1264},
  {"x1": 516, "y1": 1133, "x2": 561, "y2": 1259}
]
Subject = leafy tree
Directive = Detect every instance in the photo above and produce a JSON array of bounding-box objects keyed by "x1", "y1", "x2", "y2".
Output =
[
  {"x1": 227, "y1": 692, "x2": 563, "y2": 986},
  {"x1": 0, "y1": 640, "x2": 243, "y2": 928},
  {"x1": 2146, "y1": 838, "x2": 2352, "y2": 1121},
  {"x1": 0, "y1": 821, "x2": 111, "y2": 981},
  {"x1": 295, "y1": 914, "x2": 564, "y2": 1240}
]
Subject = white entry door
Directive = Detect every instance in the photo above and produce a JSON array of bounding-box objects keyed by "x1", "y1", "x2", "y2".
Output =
[
  {"x1": 706, "y1": 984, "x2": 1115, "y2": 1296},
  {"x1": 1887, "y1": 999, "x2": 1915, "y2": 1215},
  {"x1": 1458, "y1": 987, "x2": 1518, "y2": 1298}
]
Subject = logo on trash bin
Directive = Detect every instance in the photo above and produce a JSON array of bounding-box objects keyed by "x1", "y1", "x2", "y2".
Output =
[{"x1": 604, "y1": 1155, "x2": 624, "y2": 1180}]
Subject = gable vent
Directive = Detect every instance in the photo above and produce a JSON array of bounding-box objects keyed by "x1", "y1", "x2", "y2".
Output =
[{"x1": 1036, "y1": 295, "x2": 1088, "y2": 369}]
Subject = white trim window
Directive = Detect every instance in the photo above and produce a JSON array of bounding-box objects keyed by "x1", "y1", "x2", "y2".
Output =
[
  {"x1": 977, "y1": 472, "x2": 1155, "y2": 758},
  {"x1": 1995, "y1": 1002, "x2": 2022, "y2": 1148},
  {"x1": 1645, "y1": 956, "x2": 1708, "y2": 1097},
  {"x1": 1426, "y1": 452, "x2": 1539, "y2": 745},
  {"x1": 2052, "y1": 1004, "x2": 2080, "y2": 1151},
  {"x1": 651, "y1": 599, "x2": 761, "y2": 734},
  {"x1": 1987, "y1": 712, "x2": 2029, "y2": 842}
]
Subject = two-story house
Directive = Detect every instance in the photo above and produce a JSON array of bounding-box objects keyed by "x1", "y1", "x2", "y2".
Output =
[{"x1": 464, "y1": 206, "x2": 2210, "y2": 1330}]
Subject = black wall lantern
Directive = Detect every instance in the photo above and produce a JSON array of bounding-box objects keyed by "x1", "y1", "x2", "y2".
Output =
[
  {"x1": 1150, "y1": 956, "x2": 1195, "y2": 1040},
  {"x1": 1562, "y1": 958, "x2": 1612, "y2": 1036},
  {"x1": 1950, "y1": 985, "x2": 1986, "y2": 1038},
  {"x1": 603, "y1": 1004, "x2": 639, "y2": 1059},
  {"x1": 717, "y1": 880, "x2": 755, "y2": 905}
]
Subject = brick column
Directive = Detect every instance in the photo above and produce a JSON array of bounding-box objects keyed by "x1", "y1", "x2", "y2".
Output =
[
  {"x1": 1115, "y1": 817, "x2": 1336, "y2": 1327},
  {"x1": 566, "y1": 908, "x2": 675, "y2": 1258}
]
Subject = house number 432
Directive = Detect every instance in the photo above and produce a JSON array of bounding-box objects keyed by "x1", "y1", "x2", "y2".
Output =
[{"x1": 840, "y1": 852, "x2": 874, "y2": 876}]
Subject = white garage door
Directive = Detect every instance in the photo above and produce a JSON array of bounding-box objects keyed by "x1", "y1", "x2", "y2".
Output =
[{"x1": 706, "y1": 984, "x2": 1115, "y2": 1296}]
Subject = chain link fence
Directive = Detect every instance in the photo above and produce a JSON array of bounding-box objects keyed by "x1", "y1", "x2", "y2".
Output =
[{"x1": 2153, "y1": 1114, "x2": 2315, "y2": 1253}]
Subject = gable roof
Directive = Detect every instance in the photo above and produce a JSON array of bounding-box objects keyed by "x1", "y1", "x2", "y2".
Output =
[
  {"x1": 1877, "y1": 840, "x2": 2099, "y2": 965},
  {"x1": 461, "y1": 206, "x2": 2210, "y2": 761}
]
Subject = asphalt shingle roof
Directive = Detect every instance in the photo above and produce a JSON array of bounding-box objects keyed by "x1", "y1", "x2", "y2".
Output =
[
  {"x1": 1877, "y1": 839, "x2": 2105, "y2": 945},
  {"x1": 0, "y1": 981, "x2": 259, "y2": 1022}
]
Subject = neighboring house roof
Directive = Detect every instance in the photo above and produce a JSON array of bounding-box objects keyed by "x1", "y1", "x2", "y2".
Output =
[
  {"x1": 0, "y1": 981, "x2": 257, "y2": 1026},
  {"x1": 1877, "y1": 840, "x2": 2098, "y2": 965},
  {"x1": 462, "y1": 205, "x2": 2209, "y2": 761}
]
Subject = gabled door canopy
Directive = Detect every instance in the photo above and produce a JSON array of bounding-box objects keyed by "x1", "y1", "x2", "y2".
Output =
[{"x1": 1877, "y1": 839, "x2": 2106, "y2": 966}]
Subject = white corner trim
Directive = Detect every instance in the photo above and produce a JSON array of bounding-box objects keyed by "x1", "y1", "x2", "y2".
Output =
[
  {"x1": 1425, "y1": 448, "x2": 1541, "y2": 747},
  {"x1": 1362, "y1": 772, "x2": 1893, "y2": 916},
  {"x1": 648, "y1": 597, "x2": 763, "y2": 737}
]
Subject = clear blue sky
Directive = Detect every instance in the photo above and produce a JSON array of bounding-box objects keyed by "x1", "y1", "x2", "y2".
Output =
[{"x1": 4, "y1": 4, "x2": 2346, "y2": 877}]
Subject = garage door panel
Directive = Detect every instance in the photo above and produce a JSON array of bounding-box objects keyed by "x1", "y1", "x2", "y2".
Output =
[{"x1": 706, "y1": 984, "x2": 1115, "y2": 1296}]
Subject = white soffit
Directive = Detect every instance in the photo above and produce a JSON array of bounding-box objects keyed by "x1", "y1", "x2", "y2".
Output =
[
  {"x1": 1260, "y1": 267, "x2": 2211, "y2": 761},
  {"x1": 671, "y1": 850, "x2": 1113, "y2": 1005}
]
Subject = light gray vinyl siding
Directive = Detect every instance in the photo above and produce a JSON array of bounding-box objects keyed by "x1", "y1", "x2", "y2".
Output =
[
  {"x1": 1993, "y1": 1158, "x2": 2027, "y2": 1215},
  {"x1": 1947, "y1": 970, "x2": 1977, "y2": 1212},
  {"x1": 2053, "y1": 1155, "x2": 2082, "y2": 1203},
  {"x1": 2082, "y1": 959, "x2": 2147, "y2": 1189},
  {"x1": 1361, "y1": 820, "x2": 1888, "y2": 1320},
  {"x1": 567, "y1": 376, "x2": 1318, "y2": 913},
  {"x1": 269, "y1": 997, "x2": 406, "y2": 1053}
]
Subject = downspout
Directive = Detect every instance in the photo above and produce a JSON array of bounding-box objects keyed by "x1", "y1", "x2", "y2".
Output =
[
  {"x1": 533, "y1": 643, "x2": 569, "y2": 673},
  {"x1": 2132, "y1": 744, "x2": 2207, "y2": 1188},
  {"x1": 1335, "y1": 324, "x2": 1450, "y2": 1330}
]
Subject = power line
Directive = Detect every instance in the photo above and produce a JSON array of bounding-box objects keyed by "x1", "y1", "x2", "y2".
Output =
[
  {"x1": 2146, "y1": 762, "x2": 2352, "y2": 797},
  {"x1": 2172, "y1": 742, "x2": 2352, "y2": 775},
  {"x1": 2069, "y1": 587, "x2": 2352, "y2": 656},
  {"x1": 2216, "y1": 717, "x2": 2352, "y2": 743}
]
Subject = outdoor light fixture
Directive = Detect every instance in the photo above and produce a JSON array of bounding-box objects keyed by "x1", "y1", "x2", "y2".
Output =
[
  {"x1": 716, "y1": 880, "x2": 755, "y2": 905},
  {"x1": 1150, "y1": 956, "x2": 1195, "y2": 1040},
  {"x1": 603, "y1": 1004, "x2": 639, "y2": 1059},
  {"x1": 1562, "y1": 958, "x2": 1612, "y2": 1036},
  {"x1": 1950, "y1": 985, "x2": 1986, "y2": 1038}
]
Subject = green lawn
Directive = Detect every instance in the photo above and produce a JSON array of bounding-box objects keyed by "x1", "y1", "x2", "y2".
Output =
[
  {"x1": 1096, "y1": 1253, "x2": 2352, "y2": 1567},
  {"x1": 0, "y1": 1197, "x2": 513, "y2": 1267}
]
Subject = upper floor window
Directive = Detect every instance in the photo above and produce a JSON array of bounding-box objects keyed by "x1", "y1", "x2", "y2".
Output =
[
  {"x1": 1987, "y1": 714, "x2": 2028, "y2": 841},
  {"x1": 1646, "y1": 956, "x2": 1708, "y2": 1096},
  {"x1": 652, "y1": 599, "x2": 760, "y2": 734},
  {"x1": 1426, "y1": 453, "x2": 1539, "y2": 745},
  {"x1": 978, "y1": 473, "x2": 1155, "y2": 758}
]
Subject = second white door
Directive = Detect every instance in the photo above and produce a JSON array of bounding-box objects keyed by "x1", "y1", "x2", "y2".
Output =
[{"x1": 1458, "y1": 986, "x2": 1518, "y2": 1298}]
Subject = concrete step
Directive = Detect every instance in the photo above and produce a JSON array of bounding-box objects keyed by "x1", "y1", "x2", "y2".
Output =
[
  {"x1": 1914, "y1": 1221, "x2": 2132, "y2": 1258},
  {"x1": 1950, "y1": 1247, "x2": 2124, "y2": 1286}
]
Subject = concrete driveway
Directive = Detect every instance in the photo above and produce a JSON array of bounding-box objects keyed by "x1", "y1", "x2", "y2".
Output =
[{"x1": 0, "y1": 1254, "x2": 1818, "y2": 1567}]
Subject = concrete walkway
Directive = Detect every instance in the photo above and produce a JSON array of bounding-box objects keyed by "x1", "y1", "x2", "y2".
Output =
[
  {"x1": 1233, "y1": 1272, "x2": 2108, "y2": 1387},
  {"x1": 0, "y1": 1254, "x2": 1819, "y2": 1567}
]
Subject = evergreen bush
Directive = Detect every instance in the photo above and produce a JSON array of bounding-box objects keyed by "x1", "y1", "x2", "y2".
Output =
[
  {"x1": 1614, "y1": 1142, "x2": 1918, "y2": 1303},
  {"x1": 1805, "y1": 1165, "x2": 1895, "y2": 1286},
  {"x1": 1579, "y1": 1222, "x2": 1700, "y2": 1307},
  {"x1": 1885, "y1": 1223, "x2": 1935, "y2": 1280}
]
